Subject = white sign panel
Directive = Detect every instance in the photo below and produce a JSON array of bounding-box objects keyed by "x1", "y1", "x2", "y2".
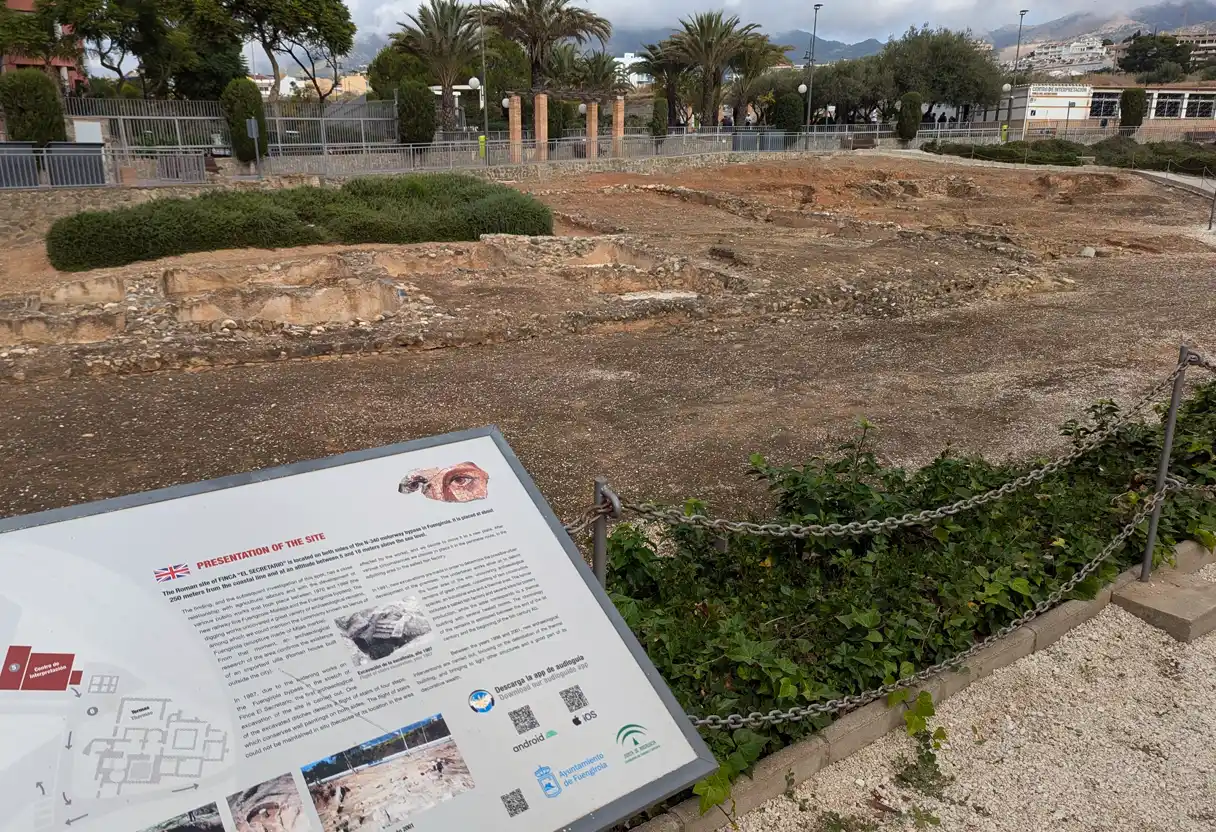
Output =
[{"x1": 0, "y1": 428, "x2": 715, "y2": 832}]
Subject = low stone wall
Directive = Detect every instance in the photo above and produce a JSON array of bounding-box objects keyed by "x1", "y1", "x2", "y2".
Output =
[{"x1": 0, "y1": 150, "x2": 842, "y2": 249}]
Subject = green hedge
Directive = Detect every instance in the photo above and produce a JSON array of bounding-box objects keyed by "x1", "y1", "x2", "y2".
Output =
[
  {"x1": 0, "y1": 69, "x2": 67, "y2": 146},
  {"x1": 922, "y1": 139, "x2": 1084, "y2": 166},
  {"x1": 220, "y1": 78, "x2": 268, "y2": 164},
  {"x1": 46, "y1": 174, "x2": 553, "y2": 271}
]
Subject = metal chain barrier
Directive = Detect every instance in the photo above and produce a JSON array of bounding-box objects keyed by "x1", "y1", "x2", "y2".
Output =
[
  {"x1": 688, "y1": 483, "x2": 1189, "y2": 730},
  {"x1": 562, "y1": 504, "x2": 611, "y2": 537},
  {"x1": 619, "y1": 361, "x2": 1189, "y2": 540}
]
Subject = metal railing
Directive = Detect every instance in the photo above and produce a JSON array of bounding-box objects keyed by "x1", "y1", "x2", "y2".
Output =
[{"x1": 0, "y1": 145, "x2": 211, "y2": 190}]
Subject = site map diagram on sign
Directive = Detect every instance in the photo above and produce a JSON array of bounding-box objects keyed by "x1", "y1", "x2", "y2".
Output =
[{"x1": 0, "y1": 427, "x2": 715, "y2": 832}]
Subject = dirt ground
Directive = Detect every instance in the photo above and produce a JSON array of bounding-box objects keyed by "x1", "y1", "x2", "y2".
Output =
[
  {"x1": 307, "y1": 740, "x2": 473, "y2": 832},
  {"x1": 0, "y1": 154, "x2": 1214, "y2": 523}
]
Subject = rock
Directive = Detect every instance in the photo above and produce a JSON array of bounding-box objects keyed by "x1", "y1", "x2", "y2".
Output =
[
  {"x1": 220, "y1": 319, "x2": 237, "y2": 330},
  {"x1": 1079, "y1": 246, "x2": 1097, "y2": 258}
]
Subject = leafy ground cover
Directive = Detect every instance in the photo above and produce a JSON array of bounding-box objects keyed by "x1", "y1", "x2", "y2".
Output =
[
  {"x1": 923, "y1": 136, "x2": 1216, "y2": 173},
  {"x1": 45, "y1": 174, "x2": 552, "y2": 271},
  {"x1": 607, "y1": 385, "x2": 1216, "y2": 811}
]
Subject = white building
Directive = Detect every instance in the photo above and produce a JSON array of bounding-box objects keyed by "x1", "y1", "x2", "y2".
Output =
[
  {"x1": 1026, "y1": 36, "x2": 1112, "y2": 71},
  {"x1": 617, "y1": 53, "x2": 651, "y2": 87}
]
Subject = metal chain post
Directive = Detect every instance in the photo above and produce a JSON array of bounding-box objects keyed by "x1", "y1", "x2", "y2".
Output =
[
  {"x1": 1141, "y1": 344, "x2": 1193, "y2": 580},
  {"x1": 592, "y1": 478, "x2": 608, "y2": 586}
]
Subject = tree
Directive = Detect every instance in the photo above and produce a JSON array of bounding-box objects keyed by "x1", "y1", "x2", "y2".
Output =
[
  {"x1": 0, "y1": 0, "x2": 81, "y2": 86},
  {"x1": 397, "y1": 79, "x2": 437, "y2": 143},
  {"x1": 649, "y1": 94, "x2": 666, "y2": 137},
  {"x1": 1120, "y1": 88, "x2": 1146, "y2": 128},
  {"x1": 1118, "y1": 34, "x2": 1193, "y2": 75},
  {"x1": 634, "y1": 40, "x2": 686, "y2": 127},
  {"x1": 216, "y1": 0, "x2": 296, "y2": 101},
  {"x1": 773, "y1": 90, "x2": 802, "y2": 132},
  {"x1": 577, "y1": 50, "x2": 629, "y2": 96},
  {"x1": 281, "y1": 0, "x2": 355, "y2": 104},
  {"x1": 671, "y1": 11, "x2": 756, "y2": 128},
  {"x1": 896, "y1": 91, "x2": 922, "y2": 142},
  {"x1": 62, "y1": 0, "x2": 142, "y2": 84},
  {"x1": 882, "y1": 26, "x2": 1002, "y2": 112},
  {"x1": 483, "y1": 0, "x2": 610, "y2": 90},
  {"x1": 1139, "y1": 60, "x2": 1186, "y2": 85},
  {"x1": 173, "y1": 38, "x2": 247, "y2": 99},
  {"x1": 727, "y1": 33, "x2": 788, "y2": 126},
  {"x1": 367, "y1": 45, "x2": 428, "y2": 98},
  {"x1": 0, "y1": 68, "x2": 67, "y2": 144},
  {"x1": 395, "y1": 0, "x2": 479, "y2": 132},
  {"x1": 221, "y1": 77, "x2": 267, "y2": 162}
]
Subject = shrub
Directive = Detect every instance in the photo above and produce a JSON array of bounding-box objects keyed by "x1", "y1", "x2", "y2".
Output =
[
  {"x1": 0, "y1": 69, "x2": 66, "y2": 146},
  {"x1": 608, "y1": 386, "x2": 1216, "y2": 806},
  {"x1": 220, "y1": 78, "x2": 268, "y2": 164},
  {"x1": 773, "y1": 91, "x2": 804, "y2": 133},
  {"x1": 649, "y1": 96, "x2": 667, "y2": 138},
  {"x1": 397, "y1": 80, "x2": 437, "y2": 145},
  {"x1": 1138, "y1": 61, "x2": 1186, "y2": 85},
  {"x1": 922, "y1": 139, "x2": 1082, "y2": 166},
  {"x1": 896, "y1": 92, "x2": 923, "y2": 143},
  {"x1": 45, "y1": 174, "x2": 553, "y2": 271},
  {"x1": 1121, "y1": 89, "x2": 1147, "y2": 128}
]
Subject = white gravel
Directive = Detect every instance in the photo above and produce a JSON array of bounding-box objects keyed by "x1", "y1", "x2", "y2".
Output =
[{"x1": 735, "y1": 579, "x2": 1216, "y2": 832}]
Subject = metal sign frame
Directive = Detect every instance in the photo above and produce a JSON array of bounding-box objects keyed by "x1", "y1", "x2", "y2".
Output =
[{"x1": 0, "y1": 425, "x2": 718, "y2": 832}]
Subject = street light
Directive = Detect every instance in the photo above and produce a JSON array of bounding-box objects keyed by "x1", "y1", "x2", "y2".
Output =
[
  {"x1": 502, "y1": 97, "x2": 510, "y2": 109},
  {"x1": 804, "y1": 3, "x2": 823, "y2": 131},
  {"x1": 1013, "y1": 10, "x2": 1029, "y2": 89},
  {"x1": 477, "y1": 0, "x2": 489, "y2": 141},
  {"x1": 578, "y1": 102, "x2": 587, "y2": 115},
  {"x1": 1002, "y1": 82, "x2": 1012, "y2": 140}
]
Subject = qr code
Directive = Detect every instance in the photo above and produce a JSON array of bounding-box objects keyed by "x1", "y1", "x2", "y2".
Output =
[
  {"x1": 508, "y1": 705, "x2": 539, "y2": 734},
  {"x1": 501, "y1": 788, "x2": 529, "y2": 818},
  {"x1": 559, "y1": 684, "x2": 589, "y2": 713}
]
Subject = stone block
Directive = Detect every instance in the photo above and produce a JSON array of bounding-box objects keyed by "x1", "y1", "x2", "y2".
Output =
[
  {"x1": 1113, "y1": 572, "x2": 1216, "y2": 642},
  {"x1": 750, "y1": 735, "x2": 828, "y2": 792},
  {"x1": 669, "y1": 795, "x2": 731, "y2": 832},
  {"x1": 933, "y1": 664, "x2": 975, "y2": 702},
  {"x1": 968, "y1": 626, "x2": 1035, "y2": 680},
  {"x1": 631, "y1": 813, "x2": 683, "y2": 832},
  {"x1": 823, "y1": 699, "x2": 904, "y2": 765},
  {"x1": 1026, "y1": 593, "x2": 1109, "y2": 651},
  {"x1": 1171, "y1": 540, "x2": 1215, "y2": 574}
]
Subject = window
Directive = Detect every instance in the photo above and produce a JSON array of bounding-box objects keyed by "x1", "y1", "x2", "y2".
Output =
[
  {"x1": 1030, "y1": 109, "x2": 1037, "y2": 116},
  {"x1": 1186, "y1": 94, "x2": 1216, "y2": 119},
  {"x1": 1089, "y1": 92, "x2": 1120, "y2": 118},
  {"x1": 1154, "y1": 93, "x2": 1184, "y2": 118}
]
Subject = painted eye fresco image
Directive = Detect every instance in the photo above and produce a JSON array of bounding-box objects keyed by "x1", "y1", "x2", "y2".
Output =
[{"x1": 398, "y1": 462, "x2": 489, "y2": 503}]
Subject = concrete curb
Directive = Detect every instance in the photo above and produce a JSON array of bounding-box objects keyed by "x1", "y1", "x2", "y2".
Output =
[
  {"x1": 1131, "y1": 169, "x2": 1215, "y2": 202},
  {"x1": 632, "y1": 541, "x2": 1214, "y2": 832}
]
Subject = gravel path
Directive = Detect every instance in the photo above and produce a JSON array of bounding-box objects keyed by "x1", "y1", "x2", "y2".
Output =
[{"x1": 736, "y1": 566, "x2": 1216, "y2": 832}]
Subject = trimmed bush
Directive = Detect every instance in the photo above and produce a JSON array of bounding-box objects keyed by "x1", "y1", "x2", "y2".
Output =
[
  {"x1": 773, "y1": 91, "x2": 804, "y2": 133},
  {"x1": 896, "y1": 92, "x2": 923, "y2": 143},
  {"x1": 45, "y1": 174, "x2": 552, "y2": 271},
  {"x1": 922, "y1": 139, "x2": 1083, "y2": 166},
  {"x1": 397, "y1": 80, "x2": 437, "y2": 145},
  {"x1": 0, "y1": 69, "x2": 66, "y2": 146},
  {"x1": 220, "y1": 78, "x2": 268, "y2": 164},
  {"x1": 1120, "y1": 88, "x2": 1147, "y2": 129}
]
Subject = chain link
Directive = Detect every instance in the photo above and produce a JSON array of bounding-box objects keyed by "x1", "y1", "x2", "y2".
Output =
[
  {"x1": 1194, "y1": 354, "x2": 1216, "y2": 373},
  {"x1": 623, "y1": 362, "x2": 1188, "y2": 540},
  {"x1": 688, "y1": 484, "x2": 1187, "y2": 729},
  {"x1": 562, "y1": 503, "x2": 611, "y2": 536}
]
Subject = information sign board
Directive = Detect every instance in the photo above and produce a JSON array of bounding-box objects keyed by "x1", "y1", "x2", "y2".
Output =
[{"x1": 0, "y1": 427, "x2": 716, "y2": 832}]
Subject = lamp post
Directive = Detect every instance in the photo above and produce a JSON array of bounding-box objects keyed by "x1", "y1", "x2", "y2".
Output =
[
  {"x1": 478, "y1": 0, "x2": 489, "y2": 139},
  {"x1": 1002, "y1": 82, "x2": 1012, "y2": 141},
  {"x1": 804, "y1": 3, "x2": 823, "y2": 131},
  {"x1": 1012, "y1": 9, "x2": 1028, "y2": 90},
  {"x1": 1065, "y1": 100, "x2": 1074, "y2": 137}
]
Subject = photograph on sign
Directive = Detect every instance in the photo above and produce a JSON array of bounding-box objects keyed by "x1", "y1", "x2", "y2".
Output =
[{"x1": 0, "y1": 428, "x2": 716, "y2": 832}]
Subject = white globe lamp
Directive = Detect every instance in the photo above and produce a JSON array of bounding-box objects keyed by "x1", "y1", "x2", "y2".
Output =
[
  {"x1": 798, "y1": 83, "x2": 807, "y2": 94},
  {"x1": 468, "y1": 76, "x2": 481, "y2": 90}
]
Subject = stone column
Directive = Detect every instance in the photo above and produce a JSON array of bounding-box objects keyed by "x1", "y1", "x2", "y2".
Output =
[
  {"x1": 534, "y1": 93, "x2": 549, "y2": 162},
  {"x1": 612, "y1": 95, "x2": 625, "y2": 157},
  {"x1": 508, "y1": 95, "x2": 522, "y2": 164},
  {"x1": 586, "y1": 102, "x2": 599, "y2": 159}
]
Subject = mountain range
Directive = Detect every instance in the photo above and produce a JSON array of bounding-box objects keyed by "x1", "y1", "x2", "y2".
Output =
[{"x1": 344, "y1": 1, "x2": 1216, "y2": 72}]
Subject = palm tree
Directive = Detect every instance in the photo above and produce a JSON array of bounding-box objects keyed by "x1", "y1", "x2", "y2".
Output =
[
  {"x1": 394, "y1": 0, "x2": 481, "y2": 132},
  {"x1": 634, "y1": 40, "x2": 687, "y2": 128},
  {"x1": 547, "y1": 41, "x2": 580, "y2": 86},
  {"x1": 671, "y1": 11, "x2": 756, "y2": 128},
  {"x1": 727, "y1": 34, "x2": 790, "y2": 126},
  {"x1": 484, "y1": 0, "x2": 611, "y2": 89},
  {"x1": 577, "y1": 50, "x2": 629, "y2": 96}
]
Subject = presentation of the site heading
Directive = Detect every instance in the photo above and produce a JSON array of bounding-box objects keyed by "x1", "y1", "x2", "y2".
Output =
[{"x1": 0, "y1": 433, "x2": 707, "y2": 832}]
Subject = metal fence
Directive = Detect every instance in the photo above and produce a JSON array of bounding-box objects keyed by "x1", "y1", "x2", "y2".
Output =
[
  {"x1": 265, "y1": 99, "x2": 398, "y2": 149},
  {"x1": 0, "y1": 144, "x2": 212, "y2": 189},
  {"x1": 62, "y1": 97, "x2": 230, "y2": 152}
]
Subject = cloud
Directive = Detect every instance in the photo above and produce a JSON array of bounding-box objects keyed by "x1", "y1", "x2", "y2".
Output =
[{"x1": 349, "y1": 0, "x2": 1145, "y2": 41}]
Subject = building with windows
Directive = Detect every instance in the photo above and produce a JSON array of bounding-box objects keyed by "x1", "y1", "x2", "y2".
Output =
[
  {"x1": 977, "y1": 82, "x2": 1216, "y2": 137},
  {"x1": 0, "y1": 0, "x2": 85, "y2": 89},
  {"x1": 1171, "y1": 32, "x2": 1216, "y2": 66},
  {"x1": 616, "y1": 53, "x2": 652, "y2": 88}
]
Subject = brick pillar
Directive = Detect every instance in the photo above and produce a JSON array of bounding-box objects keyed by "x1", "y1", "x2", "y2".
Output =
[
  {"x1": 534, "y1": 93, "x2": 549, "y2": 162},
  {"x1": 508, "y1": 95, "x2": 522, "y2": 164},
  {"x1": 612, "y1": 95, "x2": 625, "y2": 157},
  {"x1": 586, "y1": 102, "x2": 599, "y2": 159}
]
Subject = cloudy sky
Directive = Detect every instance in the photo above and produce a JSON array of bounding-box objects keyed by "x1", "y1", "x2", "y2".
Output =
[{"x1": 351, "y1": 0, "x2": 1137, "y2": 40}]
